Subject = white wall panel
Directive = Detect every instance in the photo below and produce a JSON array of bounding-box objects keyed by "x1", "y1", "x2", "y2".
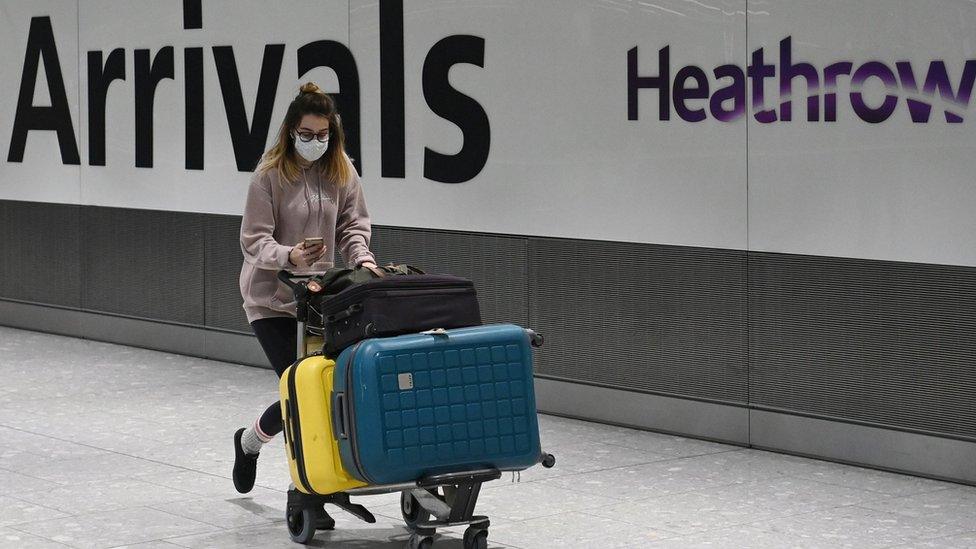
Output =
[
  {"x1": 77, "y1": 0, "x2": 349, "y2": 214},
  {"x1": 2, "y1": 1, "x2": 976, "y2": 266},
  {"x1": 352, "y1": 0, "x2": 748, "y2": 249},
  {"x1": 748, "y1": 0, "x2": 976, "y2": 267},
  {"x1": 0, "y1": 1, "x2": 80, "y2": 204}
]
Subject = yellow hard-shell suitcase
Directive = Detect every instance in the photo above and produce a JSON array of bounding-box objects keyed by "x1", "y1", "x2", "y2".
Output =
[{"x1": 279, "y1": 355, "x2": 367, "y2": 495}]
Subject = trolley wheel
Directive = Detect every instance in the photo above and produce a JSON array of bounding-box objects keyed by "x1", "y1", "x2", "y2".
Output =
[
  {"x1": 463, "y1": 526, "x2": 489, "y2": 549},
  {"x1": 400, "y1": 490, "x2": 431, "y2": 530},
  {"x1": 541, "y1": 453, "x2": 556, "y2": 468},
  {"x1": 286, "y1": 507, "x2": 316, "y2": 544},
  {"x1": 407, "y1": 533, "x2": 434, "y2": 549}
]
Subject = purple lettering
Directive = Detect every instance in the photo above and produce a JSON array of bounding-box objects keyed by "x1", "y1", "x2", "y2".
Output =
[
  {"x1": 673, "y1": 66, "x2": 709, "y2": 122},
  {"x1": 710, "y1": 64, "x2": 746, "y2": 122},
  {"x1": 779, "y1": 36, "x2": 820, "y2": 122},
  {"x1": 850, "y1": 61, "x2": 898, "y2": 123},
  {"x1": 628, "y1": 46, "x2": 670, "y2": 121},
  {"x1": 823, "y1": 62, "x2": 853, "y2": 122},
  {"x1": 748, "y1": 47, "x2": 777, "y2": 123}
]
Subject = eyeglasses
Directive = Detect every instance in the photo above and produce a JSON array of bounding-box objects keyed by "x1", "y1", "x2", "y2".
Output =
[{"x1": 294, "y1": 130, "x2": 329, "y2": 143}]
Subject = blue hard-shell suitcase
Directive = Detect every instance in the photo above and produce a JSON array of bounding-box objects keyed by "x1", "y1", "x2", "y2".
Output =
[{"x1": 332, "y1": 324, "x2": 543, "y2": 485}]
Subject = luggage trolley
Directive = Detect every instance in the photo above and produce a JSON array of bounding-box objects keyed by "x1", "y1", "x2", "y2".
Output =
[{"x1": 277, "y1": 271, "x2": 556, "y2": 548}]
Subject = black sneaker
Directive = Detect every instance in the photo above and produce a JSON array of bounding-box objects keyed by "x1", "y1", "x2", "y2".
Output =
[{"x1": 233, "y1": 427, "x2": 259, "y2": 494}]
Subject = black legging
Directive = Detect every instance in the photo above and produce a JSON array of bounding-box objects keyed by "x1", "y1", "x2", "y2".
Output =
[{"x1": 251, "y1": 316, "x2": 298, "y2": 437}]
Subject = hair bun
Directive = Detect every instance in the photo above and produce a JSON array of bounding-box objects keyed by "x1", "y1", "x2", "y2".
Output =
[{"x1": 299, "y1": 82, "x2": 322, "y2": 95}]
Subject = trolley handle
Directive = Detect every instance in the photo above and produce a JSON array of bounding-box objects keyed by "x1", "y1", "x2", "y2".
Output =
[
  {"x1": 278, "y1": 270, "x2": 326, "y2": 305},
  {"x1": 277, "y1": 270, "x2": 306, "y2": 290},
  {"x1": 278, "y1": 270, "x2": 322, "y2": 323}
]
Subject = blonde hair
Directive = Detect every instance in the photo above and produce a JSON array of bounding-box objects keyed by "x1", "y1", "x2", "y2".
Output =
[{"x1": 255, "y1": 82, "x2": 354, "y2": 187}]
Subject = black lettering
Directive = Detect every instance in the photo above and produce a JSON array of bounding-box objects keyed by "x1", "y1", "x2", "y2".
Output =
[
  {"x1": 213, "y1": 44, "x2": 285, "y2": 172},
  {"x1": 184, "y1": 48, "x2": 204, "y2": 169},
  {"x1": 87, "y1": 48, "x2": 126, "y2": 166},
  {"x1": 379, "y1": 0, "x2": 405, "y2": 178},
  {"x1": 134, "y1": 47, "x2": 175, "y2": 168},
  {"x1": 183, "y1": 0, "x2": 202, "y2": 29},
  {"x1": 7, "y1": 16, "x2": 80, "y2": 165},
  {"x1": 297, "y1": 41, "x2": 362, "y2": 174},
  {"x1": 422, "y1": 35, "x2": 490, "y2": 184}
]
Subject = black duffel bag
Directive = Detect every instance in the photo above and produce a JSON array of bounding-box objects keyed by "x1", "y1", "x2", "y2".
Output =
[{"x1": 318, "y1": 272, "x2": 482, "y2": 357}]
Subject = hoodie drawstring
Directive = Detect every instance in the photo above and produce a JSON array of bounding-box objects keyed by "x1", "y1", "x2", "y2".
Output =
[{"x1": 301, "y1": 167, "x2": 312, "y2": 235}]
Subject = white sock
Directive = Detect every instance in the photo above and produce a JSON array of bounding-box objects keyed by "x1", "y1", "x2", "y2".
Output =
[{"x1": 241, "y1": 419, "x2": 272, "y2": 455}]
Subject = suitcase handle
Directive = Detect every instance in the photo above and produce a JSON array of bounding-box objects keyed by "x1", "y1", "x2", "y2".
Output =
[
  {"x1": 326, "y1": 303, "x2": 363, "y2": 323},
  {"x1": 282, "y1": 400, "x2": 289, "y2": 446},
  {"x1": 333, "y1": 392, "x2": 349, "y2": 439},
  {"x1": 284, "y1": 398, "x2": 297, "y2": 460}
]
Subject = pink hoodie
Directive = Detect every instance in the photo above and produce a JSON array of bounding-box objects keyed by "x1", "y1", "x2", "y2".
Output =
[{"x1": 238, "y1": 160, "x2": 376, "y2": 324}]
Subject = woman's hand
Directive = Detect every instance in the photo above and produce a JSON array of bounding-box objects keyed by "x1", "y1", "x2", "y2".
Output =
[
  {"x1": 360, "y1": 261, "x2": 377, "y2": 270},
  {"x1": 289, "y1": 240, "x2": 326, "y2": 268}
]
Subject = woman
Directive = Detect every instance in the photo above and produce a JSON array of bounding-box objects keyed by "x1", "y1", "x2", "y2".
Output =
[{"x1": 233, "y1": 82, "x2": 377, "y2": 498}]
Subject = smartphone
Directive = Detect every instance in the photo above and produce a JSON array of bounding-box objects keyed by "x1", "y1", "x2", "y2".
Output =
[{"x1": 303, "y1": 237, "x2": 324, "y2": 248}]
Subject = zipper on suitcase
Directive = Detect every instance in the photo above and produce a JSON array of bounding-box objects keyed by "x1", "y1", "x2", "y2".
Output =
[
  {"x1": 286, "y1": 366, "x2": 316, "y2": 494},
  {"x1": 375, "y1": 287, "x2": 475, "y2": 298},
  {"x1": 342, "y1": 341, "x2": 375, "y2": 484},
  {"x1": 324, "y1": 281, "x2": 474, "y2": 311},
  {"x1": 326, "y1": 287, "x2": 476, "y2": 325}
]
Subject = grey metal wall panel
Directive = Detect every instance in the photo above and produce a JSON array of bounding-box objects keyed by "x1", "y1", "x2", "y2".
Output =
[
  {"x1": 749, "y1": 252, "x2": 976, "y2": 441},
  {"x1": 536, "y1": 377, "x2": 749, "y2": 445},
  {"x1": 204, "y1": 329, "x2": 268, "y2": 368},
  {"x1": 81, "y1": 206, "x2": 205, "y2": 324},
  {"x1": 76, "y1": 309, "x2": 208, "y2": 358},
  {"x1": 750, "y1": 410, "x2": 976, "y2": 486},
  {"x1": 0, "y1": 200, "x2": 82, "y2": 307},
  {"x1": 0, "y1": 299, "x2": 84, "y2": 337},
  {"x1": 5, "y1": 200, "x2": 976, "y2": 485},
  {"x1": 0, "y1": 299, "x2": 212, "y2": 367},
  {"x1": 528, "y1": 238, "x2": 749, "y2": 403},
  {"x1": 371, "y1": 226, "x2": 529, "y2": 327},
  {"x1": 204, "y1": 214, "x2": 251, "y2": 333}
]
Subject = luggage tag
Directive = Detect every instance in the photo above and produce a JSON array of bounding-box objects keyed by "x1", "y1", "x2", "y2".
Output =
[{"x1": 398, "y1": 373, "x2": 414, "y2": 391}]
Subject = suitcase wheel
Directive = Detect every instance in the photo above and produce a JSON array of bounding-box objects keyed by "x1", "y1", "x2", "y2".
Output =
[
  {"x1": 407, "y1": 533, "x2": 434, "y2": 549},
  {"x1": 286, "y1": 507, "x2": 317, "y2": 544},
  {"x1": 400, "y1": 490, "x2": 431, "y2": 530},
  {"x1": 463, "y1": 526, "x2": 489, "y2": 549}
]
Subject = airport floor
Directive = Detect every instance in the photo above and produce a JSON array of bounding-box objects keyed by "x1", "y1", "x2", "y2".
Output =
[{"x1": 0, "y1": 326, "x2": 975, "y2": 549}]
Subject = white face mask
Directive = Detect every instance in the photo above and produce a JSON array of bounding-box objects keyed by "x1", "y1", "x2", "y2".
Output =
[{"x1": 292, "y1": 132, "x2": 329, "y2": 162}]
